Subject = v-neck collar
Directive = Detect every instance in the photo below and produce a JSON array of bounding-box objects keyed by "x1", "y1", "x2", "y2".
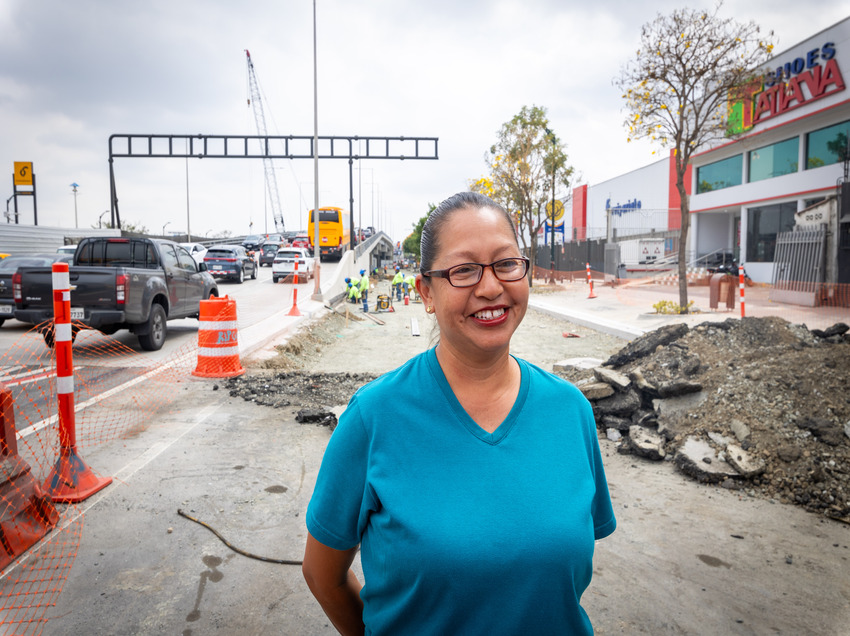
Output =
[{"x1": 425, "y1": 347, "x2": 528, "y2": 445}]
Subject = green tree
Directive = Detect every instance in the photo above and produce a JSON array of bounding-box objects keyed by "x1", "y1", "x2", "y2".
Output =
[
  {"x1": 485, "y1": 105, "x2": 573, "y2": 287},
  {"x1": 614, "y1": 2, "x2": 773, "y2": 311},
  {"x1": 403, "y1": 204, "x2": 435, "y2": 262},
  {"x1": 119, "y1": 220, "x2": 150, "y2": 235}
]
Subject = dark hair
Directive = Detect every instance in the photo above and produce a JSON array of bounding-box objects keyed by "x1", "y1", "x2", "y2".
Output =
[{"x1": 419, "y1": 192, "x2": 517, "y2": 273}]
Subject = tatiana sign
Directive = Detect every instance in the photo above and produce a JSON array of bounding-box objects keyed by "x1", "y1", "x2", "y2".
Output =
[{"x1": 727, "y1": 42, "x2": 845, "y2": 135}]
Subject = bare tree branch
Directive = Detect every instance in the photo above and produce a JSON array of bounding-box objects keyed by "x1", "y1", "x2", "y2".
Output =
[{"x1": 614, "y1": 1, "x2": 774, "y2": 310}]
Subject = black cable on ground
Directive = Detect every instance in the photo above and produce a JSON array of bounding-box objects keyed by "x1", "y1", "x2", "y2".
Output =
[{"x1": 177, "y1": 509, "x2": 303, "y2": 565}]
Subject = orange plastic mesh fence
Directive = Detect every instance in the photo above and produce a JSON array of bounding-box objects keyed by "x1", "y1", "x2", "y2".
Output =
[
  {"x1": 0, "y1": 310, "x2": 212, "y2": 634},
  {"x1": 0, "y1": 513, "x2": 83, "y2": 635}
]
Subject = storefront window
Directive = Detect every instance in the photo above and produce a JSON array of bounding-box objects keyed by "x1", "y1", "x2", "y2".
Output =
[
  {"x1": 806, "y1": 120, "x2": 850, "y2": 169},
  {"x1": 746, "y1": 202, "x2": 797, "y2": 262},
  {"x1": 696, "y1": 155, "x2": 742, "y2": 193},
  {"x1": 748, "y1": 138, "x2": 799, "y2": 182}
]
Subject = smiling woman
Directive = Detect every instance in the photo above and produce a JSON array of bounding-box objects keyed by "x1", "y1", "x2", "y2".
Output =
[{"x1": 302, "y1": 191, "x2": 616, "y2": 635}]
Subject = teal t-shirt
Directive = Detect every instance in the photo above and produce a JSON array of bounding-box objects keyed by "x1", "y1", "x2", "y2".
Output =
[{"x1": 306, "y1": 347, "x2": 616, "y2": 635}]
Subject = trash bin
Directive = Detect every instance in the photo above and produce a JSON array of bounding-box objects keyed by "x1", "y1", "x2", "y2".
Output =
[
  {"x1": 617, "y1": 264, "x2": 627, "y2": 280},
  {"x1": 709, "y1": 274, "x2": 736, "y2": 310}
]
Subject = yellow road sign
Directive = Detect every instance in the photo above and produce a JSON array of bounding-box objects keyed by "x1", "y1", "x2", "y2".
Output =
[
  {"x1": 546, "y1": 199, "x2": 564, "y2": 222},
  {"x1": 14, "y1": 162, "x2": 33, "y2": 186}
]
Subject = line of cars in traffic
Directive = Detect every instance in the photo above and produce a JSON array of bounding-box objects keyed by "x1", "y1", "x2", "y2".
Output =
[
  {"x1": 191, "y1": 232, "x2": 315, "y2": 283},
  {"x1": 0, "y1": 231, "x2": 317, "y2": 337},
  {"x1": 0, "y1": 252, "x2": 75, "y2": 327}
]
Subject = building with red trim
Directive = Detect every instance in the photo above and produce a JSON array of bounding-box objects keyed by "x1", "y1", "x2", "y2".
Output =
[{"x1": 567, "y1": 16, "x2": 849, "y2": 285}]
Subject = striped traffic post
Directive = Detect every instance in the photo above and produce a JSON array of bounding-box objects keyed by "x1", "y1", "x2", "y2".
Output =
[
  {"x1": 586, "y1": 262, "x2": 591, "y2": 286},
  {"x1": 288, "y1": 259, "x2": 301, "y2": 316},
  {"x1": 739, "y1": 265, "x2": 746, "y2": 318},
  {"x1": 43, "y1": 262, "x2": 113, "y2": 502}
]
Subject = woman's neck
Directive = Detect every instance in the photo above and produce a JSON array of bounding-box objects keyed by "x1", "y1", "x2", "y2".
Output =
[{"x1": 434, "y1": 341, "x2": 514, "y2": 386}]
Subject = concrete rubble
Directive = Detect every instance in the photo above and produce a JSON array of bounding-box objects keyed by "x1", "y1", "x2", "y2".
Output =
[{"x1": 556, "y1": 317, "x2": 850, "y2": 521}]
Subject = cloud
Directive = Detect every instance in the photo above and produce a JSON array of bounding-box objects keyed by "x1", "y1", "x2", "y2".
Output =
[{"x1": 1, "y1": 0, "x2": 847, "y2": 239}]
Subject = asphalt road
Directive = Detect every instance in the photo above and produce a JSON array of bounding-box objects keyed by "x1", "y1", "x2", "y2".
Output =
[{"x1": 0, "y1": 260, "x2": 341, "y2": 444}]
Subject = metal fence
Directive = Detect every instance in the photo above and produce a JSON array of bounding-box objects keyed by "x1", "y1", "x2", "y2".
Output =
[{"x1": 769, "y1": 225, "x2": 828, "y2": 307}]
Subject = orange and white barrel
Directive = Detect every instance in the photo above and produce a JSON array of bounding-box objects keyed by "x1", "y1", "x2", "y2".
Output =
[{"x1": 192, "y1": 296, "x2": 245, "y2": 378}]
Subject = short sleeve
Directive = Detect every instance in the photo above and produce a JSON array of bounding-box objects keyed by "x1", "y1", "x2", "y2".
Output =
[
  {"x1": 587, "y1": 408, "x2": 616, "y2": 540},
  {"x1": 306, "y1": 396, "x2": 374, "y2": 550}
]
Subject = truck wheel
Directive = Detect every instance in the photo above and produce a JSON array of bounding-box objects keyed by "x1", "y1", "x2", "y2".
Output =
[
  {"x1": 138, "y1": 304, "x2": 167, "y2": 351},
  {"x1": 237, "y1": 267, "x2": 244, "y2": 284},
  {"x1": 272, "y1": 275, "x2": 279, "y2": 283}
]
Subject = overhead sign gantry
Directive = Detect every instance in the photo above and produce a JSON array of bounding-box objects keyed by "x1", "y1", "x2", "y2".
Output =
[{"x1": 107, "y1": 133, "x2": 439, "y2": 246}]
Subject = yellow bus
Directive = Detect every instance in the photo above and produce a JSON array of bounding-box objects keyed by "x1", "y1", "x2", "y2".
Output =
[{"x1": 307, "y1": 207, "x2": 350, "y2": 261}]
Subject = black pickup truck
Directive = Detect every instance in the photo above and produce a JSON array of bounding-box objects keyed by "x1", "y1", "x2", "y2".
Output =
[{"x1": 13, "y1": 237, "x2": 219, "y2": 351}]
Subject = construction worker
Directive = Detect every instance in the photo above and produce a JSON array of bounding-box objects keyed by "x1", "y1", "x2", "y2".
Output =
[
  {"x1": 349, "y1": 274, "x2": 360, "y2": 304},
  {"x1": 404, "y1": 273, "x2": 416, "y2": 302},
  {"x1": 347, "y1": 280, "x2": 361, "y2": 304},
  {"x1": 359, "y1": 269, "x2": 370, "y2": 312},
  {"x1": 392, "y1": 267, "x2": 404, "y2": 302}
]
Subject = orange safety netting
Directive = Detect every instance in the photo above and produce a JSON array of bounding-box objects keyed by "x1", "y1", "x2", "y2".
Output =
[{"x1": 0, "y1": 319, "x2": 201, "y2": 634}]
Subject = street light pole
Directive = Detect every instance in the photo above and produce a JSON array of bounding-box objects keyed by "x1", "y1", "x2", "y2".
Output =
[
  {"x1": 99, "y1": 210, "x2": 109, "y2": 228},
  {"x1": 551, "y1": 155, "x2": 556, "y2": 271},
  {"x1": 70, "y1": 183, "x2": 79, "y2": 229},
  {"x1": 311, "y1": 0, "x2": 322, "y2": 300},
  {"x1": 544, "y1": 128, "x2": 557, "y2": 277},
  {"x1": 162, "y1": 221, "x2": 171, "y2": 236}
]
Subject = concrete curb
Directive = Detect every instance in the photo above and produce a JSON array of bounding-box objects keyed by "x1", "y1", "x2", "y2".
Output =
[{"x1": 529, "y1": 299, "x2": 644, "y2": 340}]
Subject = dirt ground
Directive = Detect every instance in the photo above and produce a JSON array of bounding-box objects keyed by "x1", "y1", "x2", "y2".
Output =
[
  {"x1": 232, "y1": 296, "x2": 850, "y2": 523},
  {"x1": 225, "y1": 294, "x2": 850, "y2": 634}
]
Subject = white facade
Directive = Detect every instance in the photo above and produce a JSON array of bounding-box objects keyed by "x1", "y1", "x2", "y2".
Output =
[
  {"x1": 689, "y1": 17, "x2": 850, "y2": 283},
  {"x1": 572, "y1": 16, "x2": 850, "y2": 284}
]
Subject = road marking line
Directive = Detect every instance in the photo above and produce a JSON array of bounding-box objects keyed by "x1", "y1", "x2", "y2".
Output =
[
  {"x1": 17, "y1": 359, "x2": 181, "y2": 440},
  {"x1": 0, "y1": 402, "x2": 222, "y2": 581}
]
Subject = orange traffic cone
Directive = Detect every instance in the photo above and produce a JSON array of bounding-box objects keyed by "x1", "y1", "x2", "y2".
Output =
[
  {"x1": 192, "y1": 296, "x2": 245, "y2": 378},
  {"x1": 0, "y1": 383, "x2": 59, "y2": 567}
]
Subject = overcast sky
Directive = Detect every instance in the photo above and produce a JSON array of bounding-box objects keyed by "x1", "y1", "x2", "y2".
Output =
[{"x1": 1, "y1": 0, "x2": 847, "y2": 243}]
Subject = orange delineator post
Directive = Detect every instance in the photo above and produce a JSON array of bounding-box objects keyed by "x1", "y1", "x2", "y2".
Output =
[
  {"x1": 43, "y1": 262, "x2": 113, "y2": 503},
  {"x1": 0, "y1": 382, "x2": 59, "y2": 571},
  {"x1": 586, "y1": 262, "x2": 591, "y2": 285},
  {"x1": 288, "y1": 260, "x2": 301, "y2": 316},
  {"x1": 739, "y1": 265, "x2": 746, "y2": 318},
  {"x1": 588, "y1": 280, "x2": 597, "y2": 299},
  {"x1": 192, "y1": 296, "x2": 245, "y2": 378}
]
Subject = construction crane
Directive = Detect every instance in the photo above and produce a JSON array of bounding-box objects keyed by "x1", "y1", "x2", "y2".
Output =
[{"x1": 245, "y1": 49, "x2": 286, "y2": 235}]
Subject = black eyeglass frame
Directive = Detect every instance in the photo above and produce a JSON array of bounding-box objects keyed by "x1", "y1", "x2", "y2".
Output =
[{"x1": 420, "y1": 257, "x2": 530, "y2": 288}]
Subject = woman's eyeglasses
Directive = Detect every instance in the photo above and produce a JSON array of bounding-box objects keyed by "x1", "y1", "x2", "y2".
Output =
[{"x1": 421, "y1": 257, "x2": 530, "y2": 288}]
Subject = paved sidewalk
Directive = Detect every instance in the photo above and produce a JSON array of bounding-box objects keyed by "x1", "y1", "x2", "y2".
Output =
[{"x1": 528, "y1": 277, "x2": 849, "y2": 340}]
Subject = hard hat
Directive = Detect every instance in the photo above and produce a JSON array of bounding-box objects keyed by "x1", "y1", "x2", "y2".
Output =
[
  {"x1": 360, "y1": 269, "x2": 365, "y2": 275},
  {"x1": 345, "y1": 277, "x2": 350, "y2": 283}
]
